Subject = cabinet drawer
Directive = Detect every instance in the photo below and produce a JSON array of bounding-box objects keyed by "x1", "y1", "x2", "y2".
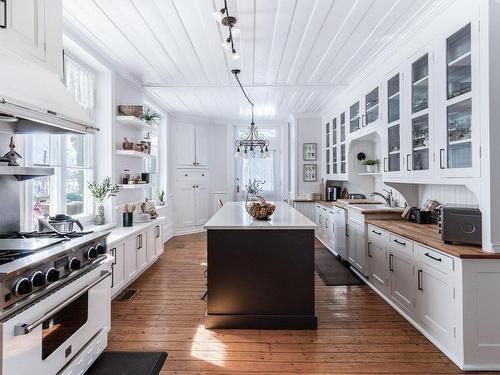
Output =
[
  {"x1": 367, "y1": 225, "x2": 389, "y2": 245},
  {"x1": 390, "y1": 234, "x2": 413, "y2": 253},
  {"x1": 348, "y1": 210, "x2": 364, "y2": 225},
  {"x1": 177, "y1": 169, "x2": 209, "y2": 181},
  {"x1": 417, "y1": 244, "x2": 454, "y2": 272}
]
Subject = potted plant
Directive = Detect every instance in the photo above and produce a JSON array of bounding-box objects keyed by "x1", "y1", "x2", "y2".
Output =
[
  {"x1": 139, "y1": 109, "x2": 160, "y2": 125},
  {"x1": 88, "y1": 177, "x2": 121, "y2": 225},
  {"x1": 156, "y1": 189, "x2": 165, "y2": 206},
  {"x1": 363, "y1": 159, "x2": 379, "y2": 173}
]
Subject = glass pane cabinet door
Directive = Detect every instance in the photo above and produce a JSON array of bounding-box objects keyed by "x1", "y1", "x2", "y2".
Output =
[
  {"x1": 388, "y1": 125, "x2": 400, "y2": 172},
  {"x1": 447, "y1": 98, "x2": 472, "y2": 168},
  {"x1": 412, "y1": 54, "x2": 429, "y2": 113},
  {"x1": 340, "y1": 112, "x2": 346, "y2": 142},
  {"x1": 332, "y1": 146, "x2": 338, "y2": 174},
  {"x1": 325, "y1": 122, "x2": 330, "y2": 174},
  {"x1": 332, "y1": 118, "x2": 337, "y2": 146},
  {"x1": 350, "y1": 102, "x2": 360, "y2": 133},
  {"x1": 340, "y1": 144, "x2": 346, "y2": 173},
  {"x1": 447, "y1": 24, "x2": 471, "y2": 99},
  {"x1": 388, "y1": 74, "x2": 400, "y2": 123},
  {"x1": 365, "y1": 87, "x2": 379, "y2": 125},
  {"x1": 412, "y1": 114, "x2": 430, "y2": 170}
]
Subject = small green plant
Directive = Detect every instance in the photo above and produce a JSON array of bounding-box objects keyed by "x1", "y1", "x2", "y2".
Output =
[
  {"x1": 362, "y1": 159, "x2": 378, "y2": 166},
  {"x1": 156, "y1": 189, "x2": 165, "y2": 204},
  {"x1": 88, "y1": 177, "x2": 121, "y2": 205},
  {"x1": 139, "y1": 109, "x2": 160, "y2": 122}
]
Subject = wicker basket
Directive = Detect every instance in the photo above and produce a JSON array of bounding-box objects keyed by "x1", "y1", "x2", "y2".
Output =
[{"x1": 118, "y1": 105, "x2": 143, "y2": 117}]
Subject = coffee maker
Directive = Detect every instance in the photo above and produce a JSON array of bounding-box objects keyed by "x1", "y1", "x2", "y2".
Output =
[{"x1": 326, "y1": 186, "x2": 341, "y2": 201}]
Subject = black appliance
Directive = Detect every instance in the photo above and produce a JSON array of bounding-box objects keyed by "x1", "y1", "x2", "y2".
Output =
[
  {"x1": 409, "y1": 208, "x2": 432, "y2": 224},
  {"x1": 326, "y1": 186, "x2": 341, "y2": 201},
  {"x1": 438, "y1": 205, "x2": 482, "y2": 245}
]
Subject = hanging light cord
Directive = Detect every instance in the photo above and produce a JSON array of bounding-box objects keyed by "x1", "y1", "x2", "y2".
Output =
[{"x1": 232, "y1": 70, "x2": 255, "y2": 124}]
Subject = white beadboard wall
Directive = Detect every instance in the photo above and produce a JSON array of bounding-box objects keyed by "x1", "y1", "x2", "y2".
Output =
[{"x1": 418, "y1": 184, "x2": 478, "y2": 207}]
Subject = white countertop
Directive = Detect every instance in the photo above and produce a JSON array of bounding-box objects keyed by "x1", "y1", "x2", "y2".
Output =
[
  {"x1": 205, "y1": 202, "x2": 316, "y2": 230},
  {"x1": 91, "y1": 217, "x2": 167, "y2": 246}
]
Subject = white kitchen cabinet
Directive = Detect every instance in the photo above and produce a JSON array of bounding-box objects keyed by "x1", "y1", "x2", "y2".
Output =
[
  {"x1": 293, "y1": 201, "x2": 316, "y2": 222},
  {"x1": 195, "y1": 183, "x2": 210, "y2": 225},
  {"x1": 136, "y1": 232, "x2": 148, "y2": 271},
  {"x1": 347, "y1": 218, "x2": 367, "y2": 276},
  {"x1": 155, "y1": 224, "x2": 164, "y2": 256},
  {"x1": 146, "y1": 227, "x2": 156, "y2": 262},
  {"x1": 315, "y1": 204, "x2": 323, "y2": 238},
  {"x1": 176, "y1": 182, "x2": 210, "y2": 229},
  {"x1": 368, "y1": 241, "x2": 389, "y2": 293},
  {"x1": 124, "y1": 236, "x2": 138, "y2": 281},
  {"x1": 383, "y1": 69, "x2": 404, "y2": 177},
  {"x1": 388, "y1": 235, "x2": 415, "y2": 315},
  {"x1": 110, "y1": 242, "x2": 126, "y2": 296},
  {"x1": 175, "y1": 123, "x2": 209, "y2": 167},
  {"x1": 333, "y1": 207, "x2": 347, "y2": 260},
  {"x1": 365, "y1": 86, "x2": 380, "y2": 126}
]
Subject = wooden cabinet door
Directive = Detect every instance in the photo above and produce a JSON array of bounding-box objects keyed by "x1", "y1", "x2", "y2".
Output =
[
  {"x1": 175, "y1": 123, "x2": 196, "y2": 166},
  {"x1": 155, "y1": 224, "x2": 164, "y2": 256},
  {"x1": 136, "y1": 233, "x2": 148, "y2": 271},
  {"x1": 389, "y1": 248, "x2": 415, "y2": 315},
  {"x1": 195, "y1": 124, "x2": 209, "y2": 166},
  {"x1": 417, "y1": 264, "x2": 455, "y2": 348},
  {"x1": 368, "y1": 241, "x2": 389, "y2": 294},
  {"x1": 110, "y1": 243, "x2": 125, "y2": 295},
  {"x1": 176, "y1": 183, "x2": 196, "y2": 228},
  {"x1": 146, "y1": 227, "x2": 156, "y2": 263},
  {"x1": 124, "y1": 236, "x2": 138, "y2": 280},
  {"x1": 195, "y1": 183, "x2": 210, "y2": 225},
  {"x1": 0, "y1": 0, "x2": 45, "y2": 61}
]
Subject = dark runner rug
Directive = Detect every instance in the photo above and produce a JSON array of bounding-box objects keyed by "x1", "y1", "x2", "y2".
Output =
[
  {"x1": 315, "y1": 247, "x2": 364, "y2": 286},
  {"x1": 86, "y1": 351, "x2": 168, "y2": 375}
]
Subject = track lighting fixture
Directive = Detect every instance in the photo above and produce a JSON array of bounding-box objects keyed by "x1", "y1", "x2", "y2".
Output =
[{"x1": 215, "y1": 1, "x2": 240, "y2": 61}]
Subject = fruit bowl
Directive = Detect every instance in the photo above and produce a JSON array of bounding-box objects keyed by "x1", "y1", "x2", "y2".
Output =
[{"x1": 246, "y1": 198, "x2": 276, "y2": 220}]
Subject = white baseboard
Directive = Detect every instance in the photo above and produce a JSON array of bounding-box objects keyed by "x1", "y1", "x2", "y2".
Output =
[{"x1": 174, "y1": 227, "x2": 206, "y2": 236}]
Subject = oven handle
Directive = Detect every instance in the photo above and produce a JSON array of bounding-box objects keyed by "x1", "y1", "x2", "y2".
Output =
[{"x1": 14, "y1": 270, "x2": 111, "y2": 336}]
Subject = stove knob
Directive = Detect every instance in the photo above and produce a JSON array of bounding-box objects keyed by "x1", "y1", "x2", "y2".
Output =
[
  {"x1": 30, "y1": 271, "x2": 46, "y2": 288},
  {"x1": 45, "y1": 267, "x2": 60, "y2": 283},
  {"x1": 95, "y1": 243, "x2": 106, "y2": 255},
  {"x1": 13, "y1": 278, "x2": 32, "y2": 296},
  {"x1": 68, "y1": 257, "x2": 81, "y2": 272},
  {"x1": 86, "y1": 247, "x2": 98, "y2": 260}
]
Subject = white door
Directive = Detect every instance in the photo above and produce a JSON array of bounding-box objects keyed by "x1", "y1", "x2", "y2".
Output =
[
  {"x1": 176, "y1": 183, "x2": 196, "y2": 227},
  {"x1": 124, "y1": 236, "x2": 138, "y2": 280},
  {"x1": 136, "y1": 233, "x2": 148, "y2": 271},
  {"x1": 368, "y1": 241, "x2": 389, "y2": 294},
  {"x1": 195, "y1": 124, "x2": 209, "y2": 166},
  {"x1": 195, "y1": 183, "x2": 210, "y2": 225},
  {"x1": 417, "y1": 264, "x2": 455, "y2": 348},
  {"x1": 0, "y1": 0, "x2": 46, "y2": 61},
  {"x1": 146, "y1": 227, "x2": 156, "y2": 262},
  {"x1": 175, "y1": 123, "x2": 196, "y2": 166},
  {"x1": 110, "y1": 242, "x2": 125, "y2": 294},
  {"x1": 389, "y1": 249, "x2": 415, "y2": 315}
]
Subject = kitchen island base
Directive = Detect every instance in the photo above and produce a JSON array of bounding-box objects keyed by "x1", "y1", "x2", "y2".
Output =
[{"x1": 206, "y1": 228, "x2": 317, "y2": 330}]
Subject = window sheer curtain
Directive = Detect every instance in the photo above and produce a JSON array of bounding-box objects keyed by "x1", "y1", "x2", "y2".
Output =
[
  {"x1": 241, "y1": 154, "x2": 275, "y2": 194},
  {"x1": 63, "y1": 53, "x2": 95, "y2": 117}
]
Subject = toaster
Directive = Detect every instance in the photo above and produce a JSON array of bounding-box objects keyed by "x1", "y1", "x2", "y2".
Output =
[{"x1": 438, "y1": 205, "x2": 482, "y2": 246}]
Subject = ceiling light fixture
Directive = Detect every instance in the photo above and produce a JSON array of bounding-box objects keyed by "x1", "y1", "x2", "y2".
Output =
[
  {"x1": 215, "y1": 0, "x2": 240, "y2": 61},
  {"x1": 232, "y1": 69, "x2": 269, "y2": 159}
]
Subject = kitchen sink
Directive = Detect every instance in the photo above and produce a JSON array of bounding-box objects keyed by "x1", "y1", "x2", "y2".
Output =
[{"x1": 348, "y1": 204, "x2": 402, "y2": 211}]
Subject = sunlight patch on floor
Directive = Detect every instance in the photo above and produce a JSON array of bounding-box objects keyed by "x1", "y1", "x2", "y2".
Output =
[{"x1": 190, "y1": 324, "x2": 226, "y2": 367}]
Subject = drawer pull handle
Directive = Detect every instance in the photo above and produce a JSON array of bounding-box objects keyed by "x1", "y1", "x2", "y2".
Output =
[
  {"x1": 425, "y1": 252, "x2": 442, "y2": 262},
  {"x1": 393, "y1": 239, "x2": 406, "y2": 246},
  {"x1": 389, "y1": 253, "x2": 394, "y2": 272},
  {"x1": 371, "y1": 230, "x2": 382, "y2": 236},
  {"x1": 0, "y1": 0, "x2": 6, "y2": 29},
  {"x1": 417, "y1": 269, "x2": 423, "y2": 291},
  {"x1": 367, "y1": 243, "x2": 372, "y2": 257}
]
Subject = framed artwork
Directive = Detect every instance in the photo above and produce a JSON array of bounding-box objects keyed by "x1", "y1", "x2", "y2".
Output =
[
  {"x1": 303, "y1": 164, "x2": 317, "y2": 182},
  {"x1": 303, "y1": 143, "x2": 317, "y2": 161}
]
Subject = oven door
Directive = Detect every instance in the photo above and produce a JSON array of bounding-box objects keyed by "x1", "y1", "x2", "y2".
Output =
[{"x1": 0, "y1": 256, "x2": 112, "y2": 375}]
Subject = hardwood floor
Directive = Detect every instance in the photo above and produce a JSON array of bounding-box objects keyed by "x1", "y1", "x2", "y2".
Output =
[{"x1": 108, "y1": 233, "x2": 479, "y2": 374}]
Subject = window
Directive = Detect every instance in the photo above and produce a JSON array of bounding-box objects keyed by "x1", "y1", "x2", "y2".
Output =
[{"x1": 27, "y1": 55, "x2": 95, "y2": 228}]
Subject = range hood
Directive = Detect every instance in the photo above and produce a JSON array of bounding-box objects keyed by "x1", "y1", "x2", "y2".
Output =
[
  {"x1": 0, "y1": 50, "x2": 98, "y2": 134},
  {"x1": 0, "y1": 166, "x2": 54, "y2": 181}
]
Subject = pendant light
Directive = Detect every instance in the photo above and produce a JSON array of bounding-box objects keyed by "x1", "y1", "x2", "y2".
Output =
[{"x1": 214, "y1": 0, "x2": 240, "y2": 61}]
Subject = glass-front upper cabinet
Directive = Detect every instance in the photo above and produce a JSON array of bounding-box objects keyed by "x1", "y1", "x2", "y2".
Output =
[
  {"x1": 332, "y1": 118, "x2": 338, "y2": 174},
  {"x1": 325, "y1": 121, "x2": 331, "y2": 175},
  {"x1": 412, "y1": 114, "x2": 430, "y2": 171},
  {"x1": 385, "y1": 73, "x2": 401, "y2": 173},
  {"x1": 340, "y1": 144, "x2": 346, "y2": 174},
  {"x1": 340, "y1": 112, "x2": 346, "y2": 143},
  {"x1": 365, "y1": 87, "x2": 379, "y2": 125},
  {"x1": 350, "y1": 101, "x2": 361, "y2": 133},
  {"x1": 412, "y1": 54, "x2": 429, "y2": 113},
  {"x1": 443, "y1": 24, "x2": 473, "y2": 171}
]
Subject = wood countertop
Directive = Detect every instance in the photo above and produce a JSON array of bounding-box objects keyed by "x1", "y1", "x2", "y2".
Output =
[{"x1": 366, "y1": 219, "x2": 500, "y2": 259}]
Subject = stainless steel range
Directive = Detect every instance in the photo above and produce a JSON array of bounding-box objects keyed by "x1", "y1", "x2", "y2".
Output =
[{"x1": 0, "y1": 230, "x2": 113, "y2": 375}]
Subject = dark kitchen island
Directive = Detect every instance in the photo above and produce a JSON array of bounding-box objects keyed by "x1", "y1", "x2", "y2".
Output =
[{"x1": 204, "y1": 202, "x2": 317, "y2": 329}]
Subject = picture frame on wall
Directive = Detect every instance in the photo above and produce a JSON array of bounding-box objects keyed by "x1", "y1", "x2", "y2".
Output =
[
  {"x1": 303, "y1": 143, "x2": 317, "y2": 161},
  {"x1": 303, "y1": 164, "x2": 317, "y2": 182}
]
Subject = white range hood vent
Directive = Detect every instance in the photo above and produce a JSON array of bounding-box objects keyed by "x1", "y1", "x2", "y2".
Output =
[{"x1": 0, "y1": 50, "x2": 98, "y2": 134}]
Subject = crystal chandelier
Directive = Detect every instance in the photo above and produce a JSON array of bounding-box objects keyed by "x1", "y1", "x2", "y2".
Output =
[{"x1": 232, "y1": 69, "x2": 270, "y2": 159}]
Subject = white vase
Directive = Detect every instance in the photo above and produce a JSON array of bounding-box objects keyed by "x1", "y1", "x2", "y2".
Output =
[
  {"x1": 366, "y1": 164, "x2": 378, "y2": 174},
  {"x1": 95, "y1": 204, "x2": 105, "y2": 225}
]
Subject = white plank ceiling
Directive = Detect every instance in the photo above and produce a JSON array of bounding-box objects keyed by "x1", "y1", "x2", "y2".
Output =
[{"x1": 63, "y1": 0, "x2": 433, "y2": 121}]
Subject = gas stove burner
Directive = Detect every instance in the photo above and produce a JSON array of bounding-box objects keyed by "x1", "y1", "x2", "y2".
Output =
[{"x1": 0, "y1": 230, "x2": 94, "y2": 240}]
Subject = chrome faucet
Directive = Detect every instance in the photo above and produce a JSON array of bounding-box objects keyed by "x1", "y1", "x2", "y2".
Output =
[{"x1": 370, "y1": 189, "x2": 393, "y2": 207}]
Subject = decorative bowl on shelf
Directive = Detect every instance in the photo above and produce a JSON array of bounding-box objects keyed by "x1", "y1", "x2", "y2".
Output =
[
  {"x1": 118, "y1": 105, "x2": 143, "y2": 117},
  {"x1": 246, "y1": 197, "x2": 276, "y2": 220}
]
